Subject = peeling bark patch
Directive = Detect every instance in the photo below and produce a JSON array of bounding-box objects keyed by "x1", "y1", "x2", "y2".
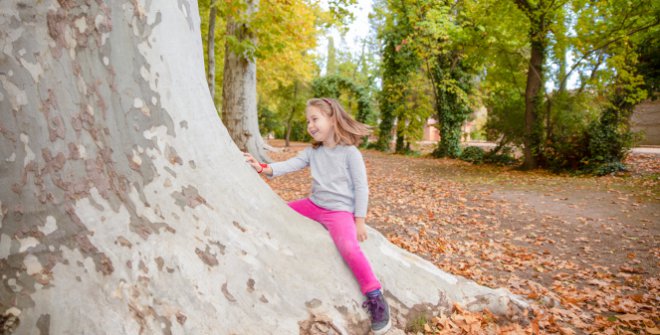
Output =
[
  {"x1": 209, "y1": 240, "x2": 225, "y2": 255},
  {"x1": 334, "y1": 305, "x2": 348, "y2": 315},
  {"x1": 171, "y1": 186, "x2": 207, "y2": 209},
  {"x1": 57, "y1": 0, "x2": 75, "y2": 9},
  {"x1": 175, "y1": 312, "x2": 187, "y2": 325},
  {"x1": 128, "y1": 303, "x2": 148, "y2": 334},
  {"x1": 48, "y1": 116, "x2": 66, "y2": 142},
  {"x1": 247, "y1": 278, "x2": 255, "y2": 292},
  {"x1": 0, "y1": 309, "x2": 21, "y2": 334},
  {"x1": 165, "y1": 145, "x2": 182, "y2": 165},
  {"x1": 99, "y1": 254, "x2": 114, "y2": 275},
  {"x1": 154, "y1": 257, "x2": 164, "y2": 271},
  {"x1": 305, "y1": 299, "x2": 322, "y2": 309},
  {"x1": 260, "y1": 295, "x2": 269, "y2": 303},
  {"x1": 232, "y1": 221, "x2": 246, "y2": 233},
  {"x1": 67, "y1": 143, "x2": 80, "y2": 159},
  {"x1": 221, "y1": 282, "x2": 237, "y2": 303},
  {"x1": 115, "y1": 236, "x2": 132, "y2": 248},
  {"x1": 299, "y1": 314, "x2": 341, "y2": 335},
  {"x1": 195, "y1": 246, "x2": 218, "y2": 267},
  {"x1": 36, "y1": 313, "x2": 50, "y2": 335},
  {"x1": 46, "y1": 10, "x2": 67, "y2": 57}
]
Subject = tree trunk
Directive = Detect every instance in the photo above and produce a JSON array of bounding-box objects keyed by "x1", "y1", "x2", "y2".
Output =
[
  {"x1": 521, "y1": 24, "x2": 546, "y2": 170},
  {"x1": 207, "y1": 4, "x2": 217, "y2": 101},
  {"x1": 221, "y1": 0, "x2": 272, "y2": 163},
  {"x1": 284, "y1": 82, "x2": 298, "y2": 148},
  {"x1": 0, "y1": 1, "x2": 529, "y2": 334}
]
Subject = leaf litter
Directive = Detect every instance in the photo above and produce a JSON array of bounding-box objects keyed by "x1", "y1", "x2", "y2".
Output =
[{"x1": 266, "y1": 140, "x2": 659, "y2": 334}]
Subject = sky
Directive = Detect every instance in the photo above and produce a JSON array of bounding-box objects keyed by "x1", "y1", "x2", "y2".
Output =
[{"x1": 315, "y1": 0, "x2": 374, "y2": 75}]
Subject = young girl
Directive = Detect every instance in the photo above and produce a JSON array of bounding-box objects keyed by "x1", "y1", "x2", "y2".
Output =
[{"x1": 243, "y1": 98, "x2": 391, "y2": 334}]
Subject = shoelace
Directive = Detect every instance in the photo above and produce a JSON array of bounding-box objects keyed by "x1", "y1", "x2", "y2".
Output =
[{"x1": 362, "y1": 297, "x2": 385, "y2": 320}]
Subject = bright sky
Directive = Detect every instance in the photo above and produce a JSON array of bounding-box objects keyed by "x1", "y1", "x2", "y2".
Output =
[{"x1": 315, "y1": 0, "x2": 373, "y2": 75}]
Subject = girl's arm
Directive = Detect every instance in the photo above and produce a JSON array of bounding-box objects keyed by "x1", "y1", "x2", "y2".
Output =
[
  {"x1": 243, "y1": 149, "x2": 310, "y2": 178},
  {"x1": 347, "y1": 147, "x2": 369, "y2": 218},
  {"x1": 243, "y1": 152, "x2": 273, "y2": 175},
  {"x1": 347, "y1": 147, "x2": 369, "y2": 241},
  {"x1": 355, "y1": 217, "x2": 368, "y2": 242}
]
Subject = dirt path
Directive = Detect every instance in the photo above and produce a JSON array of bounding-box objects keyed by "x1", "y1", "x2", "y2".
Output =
[{"x1": 265, "y1": 140, "x2": 659, "y2": 334}]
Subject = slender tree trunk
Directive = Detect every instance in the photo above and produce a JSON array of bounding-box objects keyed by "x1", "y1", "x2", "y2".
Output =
[
  {"x1": 0, "y1": 1, "x2": 529, "y2": 333},
  {"x1": 222, "y1": 0, "x2": 271, "y2": 163},
  {"x1": 522, "y1": 26, "x2": 546, "y2": 170},
  {"x1": 284, "y1": 81, "x2": 298, "y2": 147},
  {"x1": 395, "y1": 117, "x2": 406, "y2": 153},
  {"x1": 207, "y1": 4, "x2": 217, "y2": 101}
]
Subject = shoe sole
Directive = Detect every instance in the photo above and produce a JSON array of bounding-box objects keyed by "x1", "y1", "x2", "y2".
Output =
[{"x1": 372, "y1": 317, "x2": 392, "y2": 335}]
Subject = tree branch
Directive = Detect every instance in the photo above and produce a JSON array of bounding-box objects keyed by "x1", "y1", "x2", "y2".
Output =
[
  {"x1": 514, "y1": 0, "x2": 532, "y2": 14},
  {"x1": 558, "y1": 18, "x2": 660, "y2": 90}
]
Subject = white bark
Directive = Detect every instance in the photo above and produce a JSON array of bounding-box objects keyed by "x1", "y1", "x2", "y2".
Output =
[
  {"x1": 221, "y1": 0, "x2": 272, "y2": 163},
  {"x1": 0, "y1": 1, "x2": 528, "y2": 334}
]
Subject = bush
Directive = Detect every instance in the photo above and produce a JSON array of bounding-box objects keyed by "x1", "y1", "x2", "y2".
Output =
[
  {"x1": 484, "y1": 147, "x2": 518, "y2": 165},
  {"x1": 592, "y1": 162, "x2": 628, "y2": 176},
  {"x1": 460, "y1": 146, "x2": 485, "y2": 164}
]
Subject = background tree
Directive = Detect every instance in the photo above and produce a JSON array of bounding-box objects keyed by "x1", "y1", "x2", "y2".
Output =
[
  {"x1": 472, "y1": 0, "x2": 658, "y2": 172},
  {"x1": 222, "y1": 0, "x2": 274, "y2": 162},
  {"x1": 200, "y1": 0, "x2": 227, "y2": 107},
  {"x1": 0, "y1": 2, "x2": 529, "y2": 334},
  {"x1": 373, "y1": 0, "x2": 420, "y2": 152}
]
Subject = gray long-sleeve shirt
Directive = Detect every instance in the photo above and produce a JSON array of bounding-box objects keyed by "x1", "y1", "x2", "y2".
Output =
[{"x1": 269, "y1": 145, "x2": 369, "y2": 217}]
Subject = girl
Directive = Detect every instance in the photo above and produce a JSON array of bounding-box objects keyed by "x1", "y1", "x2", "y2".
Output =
[{"x1": 243, "y1": 98, "x2": 391, "y2": 334}]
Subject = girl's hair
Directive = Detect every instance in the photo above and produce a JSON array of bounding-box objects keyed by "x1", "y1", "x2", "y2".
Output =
[{"x1": 307, "y1": 98, "x2": 372, "y2": 149}]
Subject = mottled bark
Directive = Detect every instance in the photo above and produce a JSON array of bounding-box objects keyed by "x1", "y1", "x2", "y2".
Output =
[
  {"x1": 0, "y1": 1, "x2": 528, "y2": 334},
  {"x1": 221, "y1": 0, "x2": 271, "y2": 163}
]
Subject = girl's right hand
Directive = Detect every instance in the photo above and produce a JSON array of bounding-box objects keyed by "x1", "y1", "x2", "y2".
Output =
[{"x1": 243, "y1": 152, "x2": 261, "y2": 172}]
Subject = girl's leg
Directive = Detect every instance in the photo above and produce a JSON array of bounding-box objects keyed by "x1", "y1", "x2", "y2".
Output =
[
  {"x1": 318, "y1": 210, "x2": 381, "y2": 295},
  {"x1": 287, "y1": 198, "x2": 323, "y2": 222}
]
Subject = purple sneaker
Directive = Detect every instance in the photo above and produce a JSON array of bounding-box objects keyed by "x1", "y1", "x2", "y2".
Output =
[{"x1": 362, "y1": 290, "x2": 391, "y2": 335}]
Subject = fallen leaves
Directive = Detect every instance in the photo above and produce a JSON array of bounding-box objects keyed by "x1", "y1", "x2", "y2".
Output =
[{"x1": 266, "y1": 141, "x2": 659, "y2": 334}]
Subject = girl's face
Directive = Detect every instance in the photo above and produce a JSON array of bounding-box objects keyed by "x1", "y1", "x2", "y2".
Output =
[{"x1": 306, "y1": 106, "x2": 334, "y2": 143}]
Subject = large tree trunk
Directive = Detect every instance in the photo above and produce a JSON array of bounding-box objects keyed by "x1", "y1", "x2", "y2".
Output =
[
  {"x1": 221, "y1": 0, "x2": 272, "y2": 163},
  {"x1": 0, "y1": 1, "x2": 528, "y2": 334}
]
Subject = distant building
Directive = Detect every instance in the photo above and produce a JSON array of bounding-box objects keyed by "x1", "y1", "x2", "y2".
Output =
[
  {"x1": 631, "y1": 99, "x2": 660, "y2": 145},
  {"x1": 423, "y1": 118, "x2": 440, "y2": 142},
  {"x1": 423, "y1": 106, "x2": 488, "y2": 142}
]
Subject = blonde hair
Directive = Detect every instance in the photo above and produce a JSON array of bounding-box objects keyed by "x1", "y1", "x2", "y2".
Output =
[{"x1": 307, "y1": 98, "x2": 372, "y2": 149}]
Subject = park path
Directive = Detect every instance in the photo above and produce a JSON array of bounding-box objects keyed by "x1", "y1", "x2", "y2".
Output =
[{"x1": 265, "y1": 140, "x2": 659, "y2": 334}]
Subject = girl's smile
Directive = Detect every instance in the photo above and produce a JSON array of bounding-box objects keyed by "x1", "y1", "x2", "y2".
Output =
[{"x1": 306, "y1": 106, "x2": 335, "y2": 146}]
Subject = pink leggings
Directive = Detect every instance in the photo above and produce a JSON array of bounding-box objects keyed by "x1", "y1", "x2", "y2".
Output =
[{"x1": 288, "y1": 198, "x2": 381, "y2": 295}]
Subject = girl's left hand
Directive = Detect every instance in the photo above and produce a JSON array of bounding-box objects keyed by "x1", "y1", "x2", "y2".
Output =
[{"x1": 356, "y1": 218, "x2": 368, "y2": 242}]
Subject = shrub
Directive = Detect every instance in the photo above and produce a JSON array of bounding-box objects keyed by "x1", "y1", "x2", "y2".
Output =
[
  {"x1": 460, "y1": 146, "x2": 485, "y2": 164},
  {"x1": 592, "y1": 162, "x2": 628, "y2": 176},
  {"x1": 484, "y1": 147, "x2": 519, "y2": 165}
]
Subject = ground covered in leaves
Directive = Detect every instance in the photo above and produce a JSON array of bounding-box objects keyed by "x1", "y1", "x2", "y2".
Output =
[{"x1": 264, "y1": 140, "x2": 659, "y2": 334}]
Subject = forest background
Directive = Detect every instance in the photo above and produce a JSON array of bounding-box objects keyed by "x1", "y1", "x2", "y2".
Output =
[{"x1": 199, "y1": 0, "x2": 659, "y2": 173}]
